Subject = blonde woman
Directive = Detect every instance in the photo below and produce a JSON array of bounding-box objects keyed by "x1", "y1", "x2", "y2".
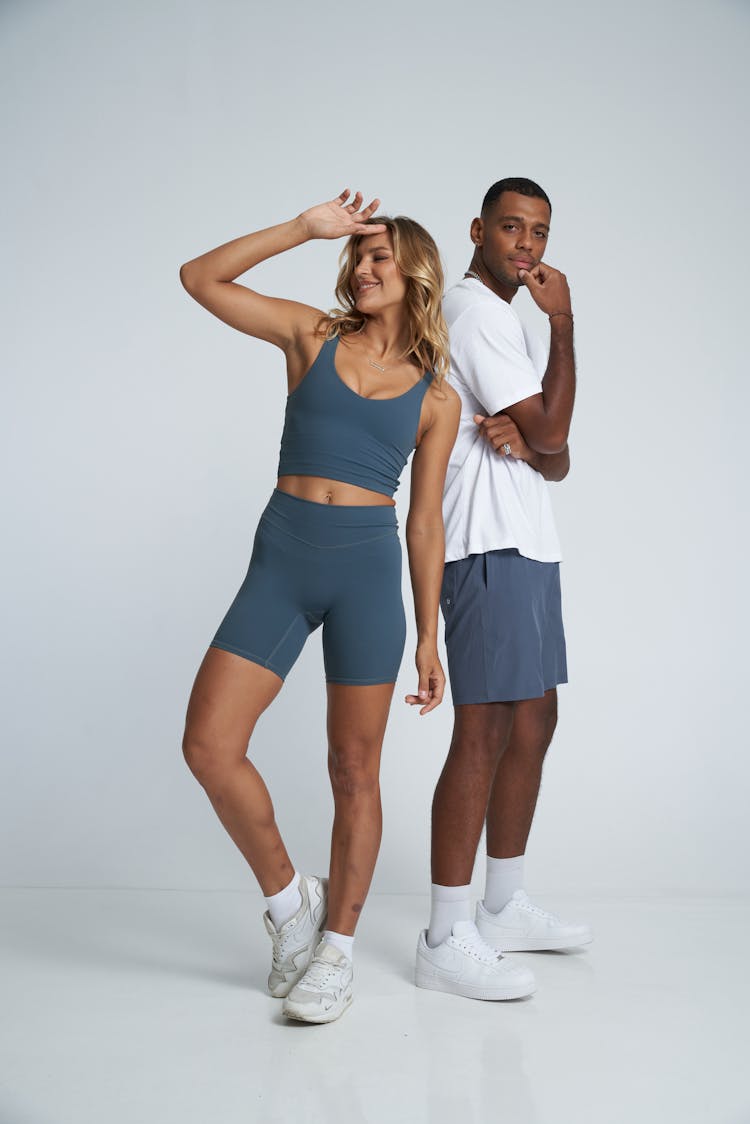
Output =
[{"x1": 180, "y1": 190, "x2": 460, "y2": 1023}]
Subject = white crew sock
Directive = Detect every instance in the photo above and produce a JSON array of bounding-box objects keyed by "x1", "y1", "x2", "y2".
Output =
[
  {"x1": 484, "y1": 854, "x2": 525, "y2": 914},
  {"x1": 322, "y1": 930, "x2": 354, "y2": 962},
  {"x1": 427, "y1": 883, "x2": 472, "y2": 948},
  {"x1": 265, "y1": 871, "x2": 302, "y2": 930}
]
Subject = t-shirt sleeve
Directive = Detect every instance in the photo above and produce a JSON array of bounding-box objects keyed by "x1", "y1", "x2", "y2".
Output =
[{"x1": 454, "y1": 303, "x2": 543, "y2": 415}]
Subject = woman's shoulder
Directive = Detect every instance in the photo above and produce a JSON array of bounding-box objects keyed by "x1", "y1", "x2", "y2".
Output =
[
  {"x1": 426, "y1": 377, "x2": 461, "y2": 410},
  {"x1": 421, "y1": 378, "x2": 461, "y2": 438},
  {"x1": 286, "y1": 314, "x2": 334, "y2": 389}
]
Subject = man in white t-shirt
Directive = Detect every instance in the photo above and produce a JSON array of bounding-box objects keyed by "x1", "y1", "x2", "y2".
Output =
[{"x1": 415, "y1": 178, "x2": 591, "y2": 1002}]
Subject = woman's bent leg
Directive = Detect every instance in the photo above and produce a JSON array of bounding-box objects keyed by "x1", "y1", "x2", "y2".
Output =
[
  {"x1": 325, "y1": 682, "x2": 395, "y2": 935},
  {"x1": 182, "y1": 646, "x2": 293, "y2": 895}
]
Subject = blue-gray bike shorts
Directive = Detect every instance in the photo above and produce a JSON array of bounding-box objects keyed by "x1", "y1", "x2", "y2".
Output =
[
  {"x1": 211, "y1": 489, "x2": 406, "y2": 685},
  {"x1": 441, "y1": 549, "x2": 568, "y2": 705}
]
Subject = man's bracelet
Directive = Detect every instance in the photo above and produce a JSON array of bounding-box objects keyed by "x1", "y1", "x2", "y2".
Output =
[{"x1": 549, "y1": 311, "x2": 574, "y2": 321}]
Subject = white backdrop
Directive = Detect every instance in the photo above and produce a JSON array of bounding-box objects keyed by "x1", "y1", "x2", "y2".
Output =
[{"x1": 2, "y1": 0, "x2": 748, "y2": 897}]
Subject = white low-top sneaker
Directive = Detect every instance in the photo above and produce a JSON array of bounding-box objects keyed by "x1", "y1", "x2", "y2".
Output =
[
  {"x1": 476, "y1": 890, "x2": 593, "y2": 952},
  {"x1": 263, "y1": 874, "x2": 328, "y2": 998},
  {"x1": 281, "y1": 941, "x2": 354, "y2": 1024},
  {"x1": 415, "y1": 920, "x2": 536, "y2": 1001}
]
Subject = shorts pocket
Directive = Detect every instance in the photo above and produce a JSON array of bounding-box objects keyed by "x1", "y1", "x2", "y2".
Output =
[{"x1": 441, "y1": 564, "x2": 461, "y2": 624}]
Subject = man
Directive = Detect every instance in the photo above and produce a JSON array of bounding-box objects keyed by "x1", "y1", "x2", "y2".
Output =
[{"x1": 415, "y1": 177, "x2": 591, "y2": 1001}]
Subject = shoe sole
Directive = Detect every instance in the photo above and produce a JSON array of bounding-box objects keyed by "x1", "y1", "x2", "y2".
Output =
[
  {"x1": 282, "y1": 992, "x2": 353, "y2": 1024},
  {"x1": 479, "y1": 933, "x2": 593, "y2": 952},
  {"x1": 415, "y1": 969, "x2": 535, "y2": 1001}
]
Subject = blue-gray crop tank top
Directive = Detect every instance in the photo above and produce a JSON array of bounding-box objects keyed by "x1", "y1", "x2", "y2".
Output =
[{"x1": 277, "y1": 336, "x2": 433, "y2": 497}]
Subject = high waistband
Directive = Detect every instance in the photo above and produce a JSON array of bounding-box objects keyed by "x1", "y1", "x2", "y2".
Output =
[{"x1": 260, "y1": 488, "x2": 398, "y2": 548}]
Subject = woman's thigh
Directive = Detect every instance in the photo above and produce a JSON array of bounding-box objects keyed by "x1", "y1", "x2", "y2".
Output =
[
  {"x1": 322, "y1": 531, "x2": 406, "y2": 686},
  {"x1": 184, "y1": 647, "x2": 284, "y2": 766},
  {"x1": 326, "y1": 682, "x2": 395, "y2": 782}
]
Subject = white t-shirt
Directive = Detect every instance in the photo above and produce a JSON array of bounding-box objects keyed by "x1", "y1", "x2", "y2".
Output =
[{"x1": 443, "y1": 277, "x2": 562, "y2": 564}]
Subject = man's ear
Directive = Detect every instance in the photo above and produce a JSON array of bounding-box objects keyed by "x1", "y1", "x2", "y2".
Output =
[{"x1": 470, "y1": 216, "x2": 483, "y2": 246}]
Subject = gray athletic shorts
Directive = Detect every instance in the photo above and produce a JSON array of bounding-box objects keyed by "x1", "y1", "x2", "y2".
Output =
[{"x1": 441, "y1": 549, "x2": 568, "y2": 705}]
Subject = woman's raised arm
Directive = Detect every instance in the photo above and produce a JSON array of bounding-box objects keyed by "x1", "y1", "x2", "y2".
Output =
[{"x1": 179, "y1": 190, "x2": 385, "y2": 352}]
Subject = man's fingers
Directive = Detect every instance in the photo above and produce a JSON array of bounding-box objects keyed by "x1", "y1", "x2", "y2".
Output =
[{"x1": 519, "y1": 268, "x2": 540, "y2": 288}]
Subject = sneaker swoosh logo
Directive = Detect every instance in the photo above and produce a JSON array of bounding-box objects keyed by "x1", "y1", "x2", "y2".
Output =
[{"x1": 426, "y1": 950, "x2": 462, "y2": 978}]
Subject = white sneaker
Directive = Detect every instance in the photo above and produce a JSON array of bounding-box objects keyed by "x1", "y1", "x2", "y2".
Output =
[
  {"x1": 476, "y1": 890, "x2": 593, "y2": 952},
  {"x1": 415, "y1": 920, "x2": 535, "y2": 1001},
  {"x1": 281, "y1": 941, "x2": 354, "y2": 1024},
  {"x1": 263, "y1": 874, "x2": 328, "y2": 998}
]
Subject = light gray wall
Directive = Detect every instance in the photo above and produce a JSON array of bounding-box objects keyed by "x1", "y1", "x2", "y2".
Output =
[{"x1": 2, "y1": 0, "x2": 748, "y2": 895}]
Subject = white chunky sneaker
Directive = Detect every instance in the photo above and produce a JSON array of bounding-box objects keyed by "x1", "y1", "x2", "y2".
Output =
[
  {"x1": 476, "y1": 890, "x2": 593, "y2": 952},
  {"x1": 415, "y1": 920, "x2": 536, "y2": 1001},
  {"x1": 281, "y1": 941, "x2": 354, "y2": 1024},
  {"x1": 263, "y1": 874, "x2": 328, "y2": 998}
]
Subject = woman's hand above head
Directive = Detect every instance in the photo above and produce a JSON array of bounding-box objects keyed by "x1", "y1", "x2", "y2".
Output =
[
  {"x1": 180, "y1": 189, "x2": 383, "y2": 360},
  {"x1": 298, "y1": 190, "x2": 387, "y2": 241}
]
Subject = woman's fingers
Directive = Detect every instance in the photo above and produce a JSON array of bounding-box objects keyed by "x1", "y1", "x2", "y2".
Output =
[
  {"x1": 337, "y1": 190, "x2": 382, "y2": 224},
  {"x1": 405, "y1": 667, "x2": 446, "y2": 715},
  {"x1": 358, "y1": 197, "x2": 381, "y2": 220},
  {"x1": 344, "y1": 190, "x2": 364, "y2": 212}
]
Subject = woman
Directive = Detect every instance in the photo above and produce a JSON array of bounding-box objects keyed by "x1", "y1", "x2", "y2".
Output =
[{"x1": 180, "y1": 189, "x2": 460, "y2": 1024}]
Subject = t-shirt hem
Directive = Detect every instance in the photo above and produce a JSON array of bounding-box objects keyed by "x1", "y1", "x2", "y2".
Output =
[{"x1": 445, "y1": 542, "x2": 563, "y2": 565}]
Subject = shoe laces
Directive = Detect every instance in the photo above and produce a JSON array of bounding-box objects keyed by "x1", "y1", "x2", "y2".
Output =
[
  {"x1": 452, "y1": 929, "x2": 503, "y2": 965},
  {"x1": 269, "y1": 919, "x2": 301, "y2": 964},
  {"x1": 299, "y1": 955, "x2": 344, "y2": 992},
  {"x1": 514, "y1": 892, "x2": 561, "y2": 923}
]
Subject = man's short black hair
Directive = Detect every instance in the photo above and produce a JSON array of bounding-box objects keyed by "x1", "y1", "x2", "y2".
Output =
[{"x1": 481, "y1": 177, "x2": 551, "y2": 216}]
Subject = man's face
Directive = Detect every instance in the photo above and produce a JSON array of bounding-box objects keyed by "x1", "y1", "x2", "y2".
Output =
[{"x1": 473, "y1": 191, "x2": 551, "y2": 290}]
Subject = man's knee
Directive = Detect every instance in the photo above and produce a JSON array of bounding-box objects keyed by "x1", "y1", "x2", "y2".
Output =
[
  {"x1": 512, "y1": 691, "x2": 558, "y2": 755},
  {"x1": 539, "y1": 690, "x2": 558, "y2": 741}
]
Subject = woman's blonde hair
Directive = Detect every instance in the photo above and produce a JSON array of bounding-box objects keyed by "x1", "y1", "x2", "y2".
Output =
[{"x1": 319, "y1": 216, "x2": 449, "y2": 386}]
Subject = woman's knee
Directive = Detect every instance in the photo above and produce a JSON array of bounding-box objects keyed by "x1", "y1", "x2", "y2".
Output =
[
  {"x1": 182, "y1": 726, "x2": 243, "y2": 792},
  {"x1": 327, "y1": 740, "x2": 381, "y2": 800}
]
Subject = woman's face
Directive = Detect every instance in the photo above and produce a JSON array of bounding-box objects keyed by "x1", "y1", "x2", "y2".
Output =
[{"x1": 351, "y1": 231, "x2": 407, "y2": 314}]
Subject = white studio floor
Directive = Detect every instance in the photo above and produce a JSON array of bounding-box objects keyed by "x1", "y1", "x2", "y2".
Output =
[{"x1": 1, "y1": 889, "x2": 748, "y2": 1124}]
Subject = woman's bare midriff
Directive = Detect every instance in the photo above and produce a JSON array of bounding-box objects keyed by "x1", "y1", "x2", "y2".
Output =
[{"x1": 277, "y1": 475, "x2": 395, "y2": 507}]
